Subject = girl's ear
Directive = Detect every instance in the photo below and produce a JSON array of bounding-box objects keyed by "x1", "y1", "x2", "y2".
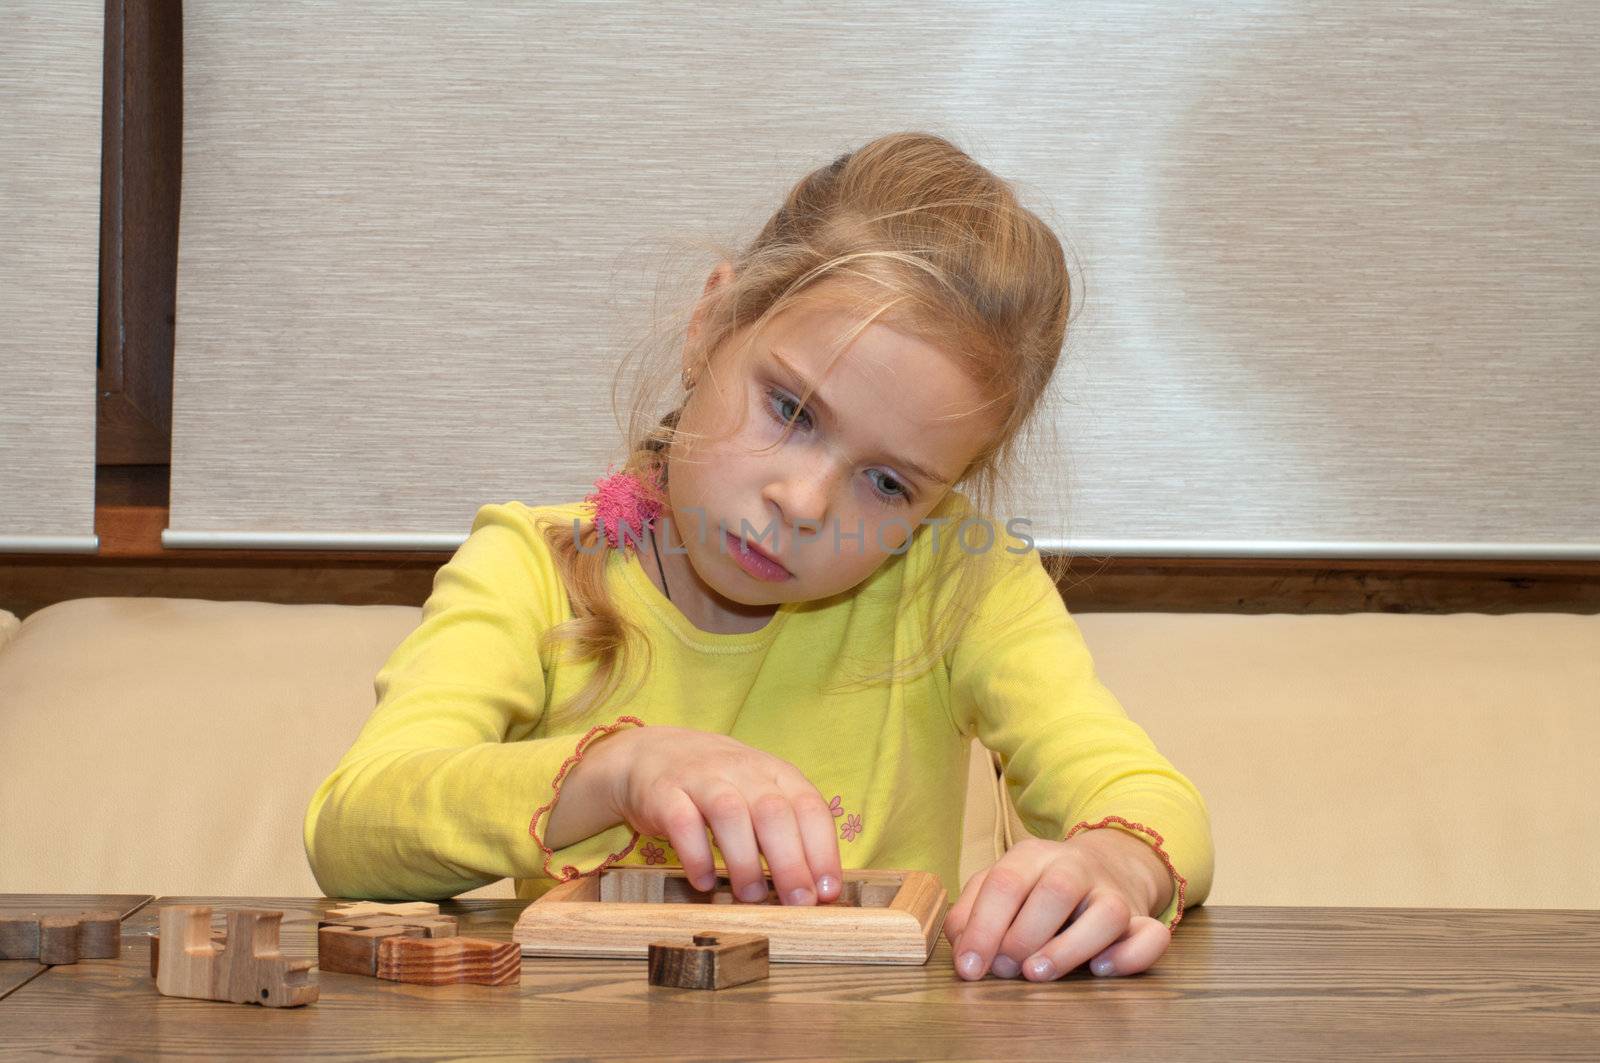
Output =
[{"x1": 686, "y1": 261, "x2": 735, "y2": 350}]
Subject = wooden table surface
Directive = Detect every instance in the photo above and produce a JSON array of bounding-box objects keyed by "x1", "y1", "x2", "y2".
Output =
[{"x1": 1, "y1": 896, "x2": 1596, "y2": 1060}]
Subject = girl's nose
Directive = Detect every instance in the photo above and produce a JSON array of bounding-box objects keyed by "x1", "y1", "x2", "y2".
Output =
[{"x1": 762, "y1": 459, "x2": 839, "y2": 530}]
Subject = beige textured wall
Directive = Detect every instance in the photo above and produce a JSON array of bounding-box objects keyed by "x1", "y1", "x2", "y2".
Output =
[
  {"x1": 0, "y1": 1, "x2": 103, "y2": 552},
  {"x1": 165, "y1": 3, "x2": 1599, "y2": 558}
]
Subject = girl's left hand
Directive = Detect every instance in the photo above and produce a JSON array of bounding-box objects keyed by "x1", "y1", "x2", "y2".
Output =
[{"x1": 943, "y1": 832, "x2": 1172, "y2": 981}]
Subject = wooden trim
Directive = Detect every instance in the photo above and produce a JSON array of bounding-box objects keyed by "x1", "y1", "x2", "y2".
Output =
[
  {"x1": 97, "y1": 0, "x2": 181, "y2": 467},
  {"x1": 92, "y1": 504, "x2": 453, "y2": 564},
  {"x1": 1053, "y1": 553, "x2": 1600, "y2": 614},
  {"x1": 3, "y1": 491, "x2": 1597, "y2": 620}
]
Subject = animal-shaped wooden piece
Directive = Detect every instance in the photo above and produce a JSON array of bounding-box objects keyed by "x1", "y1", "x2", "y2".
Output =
[
  {"x1": 148, "y1": 926, "x2": 225, "y2": 977},
  {"x1": 0, "y1": 911, "x2": 120, "y2": 964},
  {"x1": 648, "y1": 932, "x2": 770, "y2": 990},
  {"x1": 317, "y1": 904, "x2": 458, "y2": 977},
  {"x1": 150, "y1": 906, "x2": 318, "y2": 1007}
]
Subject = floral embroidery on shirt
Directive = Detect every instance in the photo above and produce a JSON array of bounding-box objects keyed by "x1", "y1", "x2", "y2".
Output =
[
  {"x1": 641, "y1": 841, "x2": 668, "y2": 865},
  {"x1": 829, "y1": 794, "x2": 863, "y2": 842}
]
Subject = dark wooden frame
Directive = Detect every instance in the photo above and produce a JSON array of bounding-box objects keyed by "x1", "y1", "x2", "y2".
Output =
[{"x1": 97, "y1": 0, "x2": 179, "y2": 467}]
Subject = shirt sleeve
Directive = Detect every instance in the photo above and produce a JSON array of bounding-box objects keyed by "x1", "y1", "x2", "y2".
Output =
[
  {"x1": 303, "y1": 502, "x2": 645, "y2": 900},
  {"x1": 944, "y1": 546, "x2": 1215, "y2": 930}
]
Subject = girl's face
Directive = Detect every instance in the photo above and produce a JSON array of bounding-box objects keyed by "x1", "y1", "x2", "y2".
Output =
[{"x1": 651, "y1": 276, "x2": 998, "y2": 634}]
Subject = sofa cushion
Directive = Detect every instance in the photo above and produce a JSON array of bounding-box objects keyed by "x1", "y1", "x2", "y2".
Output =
[
  {"x1": 0, "y1": 607, "x2": 18, "y2": 652},
  {"x1": 0, "y1": 597, "x2": 1007, "y2": 899},
  {"x1": 0, "y1": 597, "x2": 437, "y2": 897},
  {"x1": 8, "y1": 598, "x2": 1593, "y2": 910},
  {"x1": 1066, "y1": 611, "x2": 1600, "y2": 909}
]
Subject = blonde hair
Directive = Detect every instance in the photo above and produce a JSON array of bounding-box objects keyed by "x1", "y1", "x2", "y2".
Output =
[{"x1": 537, "y1": 131, "x2": 1082, "y2": 727}]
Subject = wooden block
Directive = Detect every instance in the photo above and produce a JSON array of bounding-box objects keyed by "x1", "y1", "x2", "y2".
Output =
[
  {"x1": 648, "y1": 932, "x2": 769, "y2": 990},
  {"x1": 514, "y1": 866, "x2": 948, "y2": 964},
  {"x1": 0, "y1": 916, "x2": 42, "y2": 961},
  {"x1": 74, "y1": 912, "x2": 122, "y2": 959},
  {"x1": 315, "y1": 907, "x2": 457, "y2": 977},
  {"x1": 150, "y1": 927, "x2": 227, "y2": 979},
  {"x1": 152, "y1": 906, "x2": 225, "y2": 1000},
  {"x1": 374, "y1": 935, "x2": 520, "y2": 986},
  {"x1": 151, "y1": 905, "x2": 318, "y2": 1007},
  {"x1": 0, "y1": 911, "x2": 121, "y2": 964},
  {"x1": 317, "y1": 924, "x2": 423, "y2": 977},
  {"x1": 324, "y1": 901, "x2": 441, "y2": 921},
  {"x1": 315, "y1": 913, "x2": 457, "y2": 937},
  {"x1": 599, "y1": 868, "x2": 667, "y2": 903},
  {"x1": 213, "y1": 910, "x2": 318, "y2": 1007},
  {"x1": 38, "y1": 917, "x2": 81, "y2": 965}
]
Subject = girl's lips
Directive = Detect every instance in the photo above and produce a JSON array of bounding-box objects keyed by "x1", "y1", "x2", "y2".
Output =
[{"x1": 726, "y1": 531, "x2": 791, "y2": 576}]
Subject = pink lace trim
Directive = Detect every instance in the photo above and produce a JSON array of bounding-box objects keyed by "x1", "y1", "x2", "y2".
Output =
[
  {"x1": 1065, "y1": 815, "x2": 1189, "y2": 930},
  {"x1": 528, "y1": 715, "x2": 647, "y2": 882}
]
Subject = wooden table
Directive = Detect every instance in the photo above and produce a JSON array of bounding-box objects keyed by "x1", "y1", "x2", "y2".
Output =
[{"x1": 2, "y1": 896, "x2": 1596, "y2": 1060}]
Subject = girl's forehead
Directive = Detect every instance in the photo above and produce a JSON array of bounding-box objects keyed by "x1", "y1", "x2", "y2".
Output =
[{"x1": 738, "y1": 302, "x2": 938, "y2": 374}]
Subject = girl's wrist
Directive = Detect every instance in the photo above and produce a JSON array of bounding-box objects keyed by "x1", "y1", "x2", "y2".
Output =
[
  {"x1": 590, "y1": 725, "x2": 641, "y2": 822},
  {"x1": 1071, "y1": 826, "x2": 1173, "y2": 918}
]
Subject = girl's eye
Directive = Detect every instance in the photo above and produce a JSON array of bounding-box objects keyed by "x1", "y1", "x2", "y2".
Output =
[
  {"x1": 868, "y1": 470, "x2": 912, "y2": 506},
  {"x1": 765, "y1": 386, "x2": 913, "y2": 507},
  {"x1": 765, "y1": 387, "x2": 814, "y2": 432}
]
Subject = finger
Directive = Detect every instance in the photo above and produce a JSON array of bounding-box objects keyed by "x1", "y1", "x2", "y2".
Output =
[
  {"x1": 785, "y1": 782, "x2": 844, "y2": 903},
  {"x1": 942, "y1": 865, "x2": 991, "y2": 944},
  {"x1": 950, "y1": 859, "x2": 1042, "y2": 981},
  {"x1": 689, "y1": 784, "x2": 767, "y2": 902},
  {"x1": 991, "y1": 863, "x2": 1090, "y2": 977},
  {"x1": 1019, "y1": 888, "x2": 1133, "y2": 981},
  {"x1": 747, "y1": 790, "x2": 815, "y2": 905},
  {"x1": 656, "y1": 787, "x2": 718, "y2": 891},
  {"x1": 1083, "y1": 916, "x2": 1171, "y2": 978}
]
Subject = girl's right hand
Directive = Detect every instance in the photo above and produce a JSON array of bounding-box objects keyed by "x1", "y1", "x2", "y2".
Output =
[{"x1": 605, "y1": 724, "x2": 844, "y2": 906}]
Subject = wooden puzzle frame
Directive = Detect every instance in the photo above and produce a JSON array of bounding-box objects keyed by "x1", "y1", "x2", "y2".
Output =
[{"x1": 512, "y1": 867, "x2": 947, "y2": 965}]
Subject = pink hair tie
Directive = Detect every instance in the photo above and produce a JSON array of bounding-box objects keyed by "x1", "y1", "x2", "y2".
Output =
[{"x1": 584, "y1": 464, "x2": 666, "y2": 553}]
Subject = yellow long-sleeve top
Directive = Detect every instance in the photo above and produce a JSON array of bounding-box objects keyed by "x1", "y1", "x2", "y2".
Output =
[{"x1": 304, "y1": 493, "x2": 1214, "y2": 929}]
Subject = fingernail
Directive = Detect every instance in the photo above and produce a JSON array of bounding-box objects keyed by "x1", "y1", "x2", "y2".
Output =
[
  {"x1": 817, "y1": 874, "x2": 839, "y2": 897},
  {"x1": 1026, "y1": 957, "x2": 1055, "y2": 979},
  {"x1": 785, "y1": 887, "x2": 815, "y2": 906},
  {"x1": 957, "y1": 951, "x2": 983, "y2": 979},
  {"x1": 1091, "y1": 957, "x2": 1115, "y2": 976},
  {"x1": 990, "y1": 955, "x2": 1020, "y2": 978},
  {"x1": 694, "y1": 873, "x2": 716, "y2": 891},
  {"x1": 738, "y1": 881, "x2": 769, "y2": 902}
]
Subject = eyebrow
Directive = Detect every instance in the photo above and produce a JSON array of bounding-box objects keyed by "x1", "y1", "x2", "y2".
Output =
[{"x1": 768, "y1": 350, "x2": 952, "y2": 487}]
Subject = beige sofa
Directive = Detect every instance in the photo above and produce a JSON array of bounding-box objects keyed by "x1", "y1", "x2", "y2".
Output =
[{"x1": 2, "y1": 597, "x2": 1596, "y2": 912}]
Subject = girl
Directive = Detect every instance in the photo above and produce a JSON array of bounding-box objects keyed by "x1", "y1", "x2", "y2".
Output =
[{"x1": 305, "y1": 132, "x2": 1214, "y2": 983}]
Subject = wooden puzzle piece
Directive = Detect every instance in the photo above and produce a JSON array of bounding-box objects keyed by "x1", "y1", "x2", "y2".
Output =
[
  {"x1": 316, "y1": 912, "x2": 457, "y2": 936},
  {"x1": 373, "y1": 935, "x2": 520, "y2": 986},
  {"x1": 324, "y1": 901, "x2": 442, "y2": 921},
  {"x1": 0, "y1": 911, "x2": 120, "y2": 964},
  {"x1": 596, "y1": 867, "x2": 907, "y2": 907},
  {"x1": 149, "y1": 926, "x2": 226, "y2": 978},
  {"x1": 150, "y1": 906, "x2": 318, "y2": 1007},
  {"x1": 315, "y1": 909, "x2": 457, "y2": 973},
  {"x1": 648, "y1": 932, "x2": 770, "y2": 990}
]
